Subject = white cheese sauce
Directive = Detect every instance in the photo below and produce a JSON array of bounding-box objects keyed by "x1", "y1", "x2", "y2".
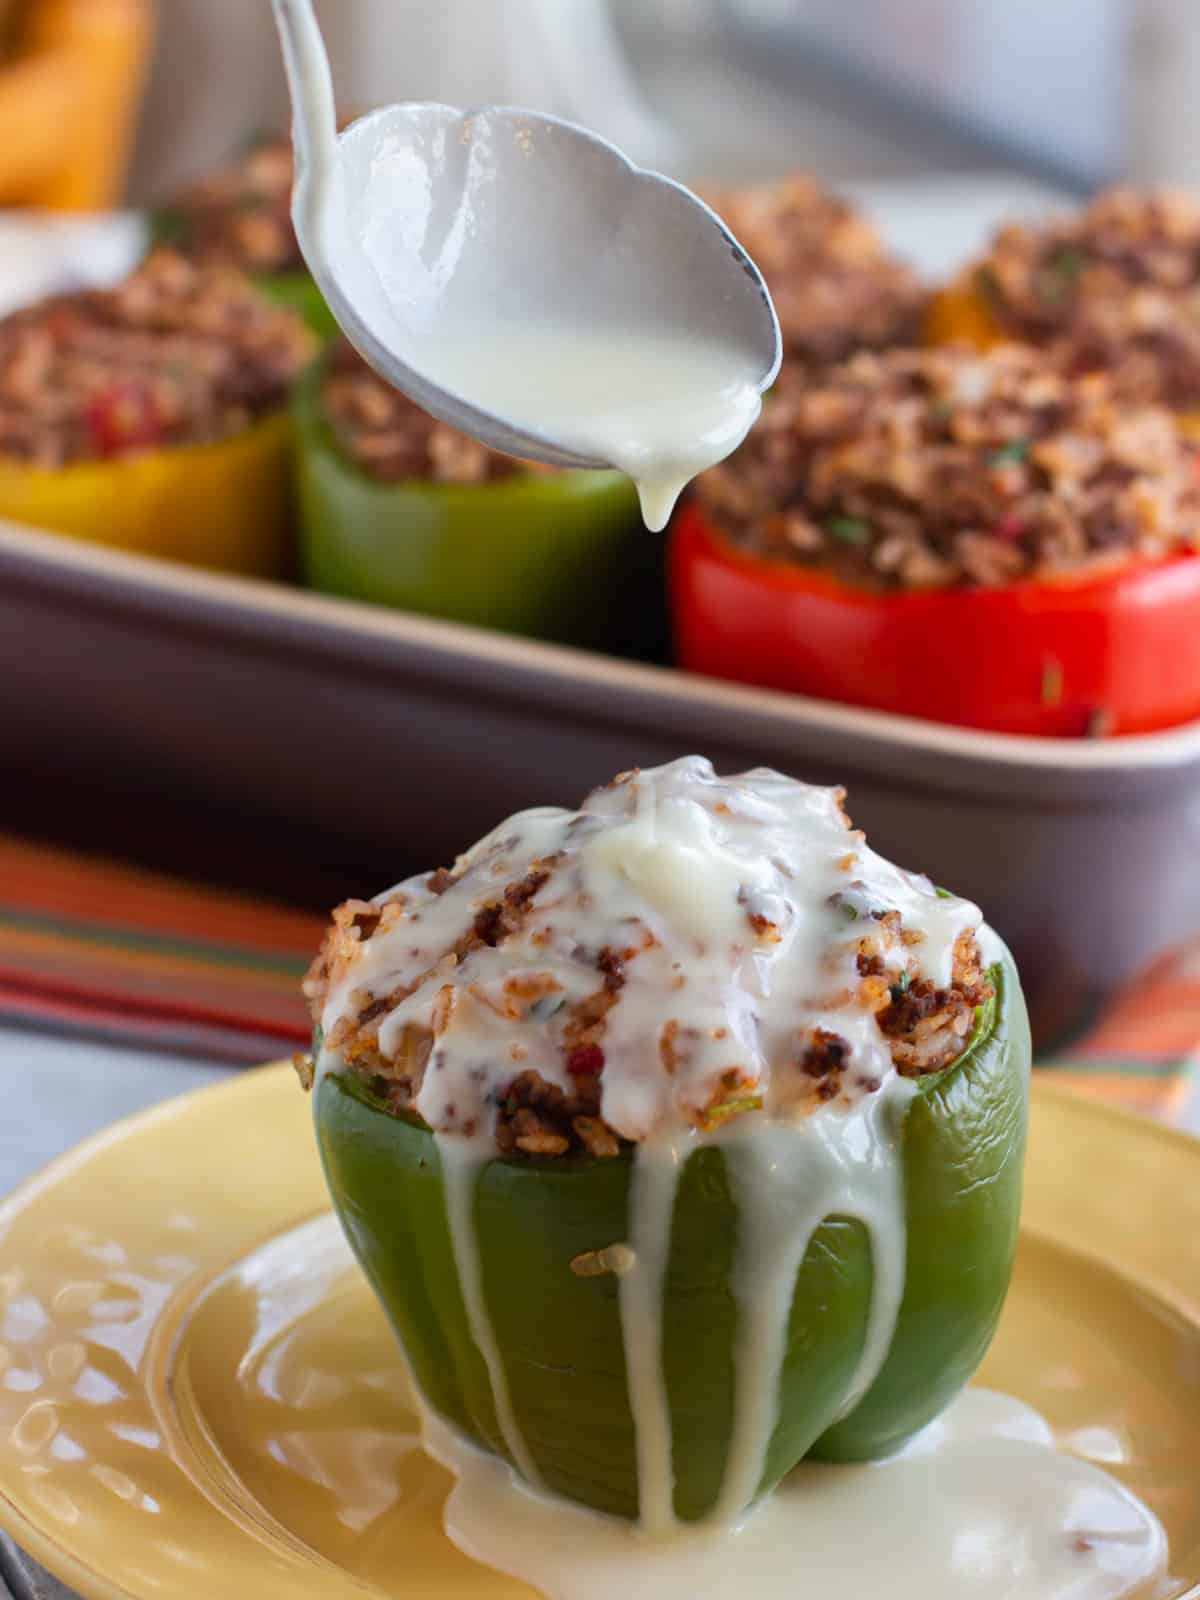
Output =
[
  {"x1": 384, "y1": 323, "x2": 764, "y2": 532},
  {"x1": 421, "y1": 1388, "x2": 1166, "y2": 1600},
  {"x1": 437, "y1": 1135, "x2": 544, "y2": 1491},
  {"x1": 711, "y1": 1098, "x2": 911, "y2": 1523},
  {"x1": 618, "y1": 1134, "x2": 685, "y2": 1536}
]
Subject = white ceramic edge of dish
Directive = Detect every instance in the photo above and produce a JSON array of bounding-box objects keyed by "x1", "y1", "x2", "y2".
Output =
[{"x1": 5, "y1": 516, "x2": 1200, "y2": 777}]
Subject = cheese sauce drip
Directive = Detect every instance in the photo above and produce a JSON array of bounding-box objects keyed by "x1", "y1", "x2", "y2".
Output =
[{"x1": 317, "y1": 757, "x2": 987, "y2": 1531}]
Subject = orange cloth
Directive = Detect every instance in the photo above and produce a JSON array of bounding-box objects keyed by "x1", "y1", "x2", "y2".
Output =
[{"x1": 0, "y1": 0, "x2": 154, "y2": 209}]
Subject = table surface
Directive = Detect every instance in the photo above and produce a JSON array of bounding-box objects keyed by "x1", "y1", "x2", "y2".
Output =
[{"x1": 2, "y1": 1023, "x2": 1198, "y2": 1599}]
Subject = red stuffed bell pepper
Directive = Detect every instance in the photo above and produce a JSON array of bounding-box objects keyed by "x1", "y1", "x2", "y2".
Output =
[{"x1": 671, "y1": 345, "x2": 1200, "y2": 738}]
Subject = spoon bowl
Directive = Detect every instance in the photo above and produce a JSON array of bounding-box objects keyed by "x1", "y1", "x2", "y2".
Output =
[{"x1": 272, "y1": 0, "x2": 780, "y2": 524}]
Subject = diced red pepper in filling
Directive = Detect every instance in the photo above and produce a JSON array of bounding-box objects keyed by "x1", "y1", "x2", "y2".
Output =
[
  {"x1": 993, "y1": 513, "x2": 1025, "y2": 541},
  {"x1": 566, "y1": 1044, "x2": 605, "y2": 1077},
  {"x1": 85, "y1": 383, "x2": 164, "y2": 457}
]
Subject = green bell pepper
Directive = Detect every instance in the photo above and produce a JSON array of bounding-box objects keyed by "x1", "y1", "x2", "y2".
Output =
[
  {"x1": 252, "y1": 269, "x2": 339, "y2": 341},
  {"x1": 316, "y1": 948, "x2": 1029, "y2": 1523},
  {"x1": 290, "y1": 359, "x2": 667, "y2": 658}
]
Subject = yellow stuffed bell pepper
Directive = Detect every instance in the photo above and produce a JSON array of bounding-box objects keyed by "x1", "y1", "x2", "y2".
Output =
[
  {"x1": 0, "y1": 249, "x2": 313, "y2": 576},
  {"x1": 0, "y1": 412, "x2": 292, "y2": 575}
]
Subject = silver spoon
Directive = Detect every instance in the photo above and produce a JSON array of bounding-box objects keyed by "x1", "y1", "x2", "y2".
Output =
[{"x1": 271, "y1": 0, "x2": 780, "y2": 518}]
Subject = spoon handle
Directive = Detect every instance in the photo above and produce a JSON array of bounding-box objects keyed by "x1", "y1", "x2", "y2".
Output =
[{"x1": 271, "y1": 0, "x2": 338, "y2": 195}]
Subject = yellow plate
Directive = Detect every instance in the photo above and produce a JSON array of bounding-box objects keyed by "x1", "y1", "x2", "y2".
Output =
[{"x1": 1, "y1": 1067, "x2": 1198, "y2": 1599}]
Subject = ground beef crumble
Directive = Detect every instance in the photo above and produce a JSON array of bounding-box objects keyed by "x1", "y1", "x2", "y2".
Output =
[
  {"x1": 695, "y1": 343, "x2": 1200, "y2": 590},
  {"x1": 322, "y1": 338, "x2": 560, "y2": 485},
  {"x1": 162, "y1": 136, "x2": 304, "y2": 276},
  {"x1": 707, "y1": 175, "x2": 926, "y2": 372},
  {"x1": 863, "y1": 926, "x2": 990, "y2": 1079},
  {"x1": 965, "y1": 188, "x2": 1200, "y2": 411},
  {"x1": 0, "y1": 249, "x2": 314, "y2": 466},
  {"x1": 495, "y1": 1069, "x2": 621, "y2": 1159}
]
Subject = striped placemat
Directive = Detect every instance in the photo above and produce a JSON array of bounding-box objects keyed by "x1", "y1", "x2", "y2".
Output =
[
  {"x1": 1, "y1": 830, "x2": 1197, "y2": 1119},
  {"x1": 1039, "y1": 941, "x2": 1200, "y2": 1123},
  {"x1": 0, "y1": 833, "x2": 319, "y2": 1062}
]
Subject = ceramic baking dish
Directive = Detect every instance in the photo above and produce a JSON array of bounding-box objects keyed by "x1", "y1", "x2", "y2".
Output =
[{"x1": 2, "y1": 517, "x2": 1198, "y2": 1047}]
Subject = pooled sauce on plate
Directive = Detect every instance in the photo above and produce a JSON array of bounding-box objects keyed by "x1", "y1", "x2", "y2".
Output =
[
  {"x1": 423, "y1": 1389, "x2": 1165, "y2": 1600},
  {"x1": 313, "y1": 760, "x2": 1169, "y2": 1597}
]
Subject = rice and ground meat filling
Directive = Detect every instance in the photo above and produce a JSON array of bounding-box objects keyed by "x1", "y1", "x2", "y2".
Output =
[
  {"x1": 967, "y1": 188, "x2": 1200, "y2": 410},
  {"x1": 162, "y1": 136, "x2": 304, "y2": 277},
  {"x1": 695, "y1": 343, "x2": 1200, "y2": 590},
  {"x1": 0, "y1": 249, "x2": 314, "y2": 466},
  {"x1": 299, "y1": 758, "x2": 991, "y2": 1160},
  {"x1": 322, "y1": 337, "x2": 559, "y2": 484},
  {"x1": 707, "y1": 176, "x2": 925, "y2": 371}
]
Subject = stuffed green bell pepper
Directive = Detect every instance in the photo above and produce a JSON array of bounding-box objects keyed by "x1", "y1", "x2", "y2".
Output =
[
  {"x1": 299, "y1": 756, "x2": 1030, "y2": 1527},
  {"x1": 154, "y1": 134, "x2": 337, "y2": 340},
  {"x1": 290, "y1": 340, "x2": 664, "y2": 656}
]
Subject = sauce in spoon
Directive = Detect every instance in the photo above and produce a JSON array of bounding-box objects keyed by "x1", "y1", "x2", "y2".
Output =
[
  {"x1": 400, "y1": 321, "x2": 766, "y2": 535},
  {"x1": 271, "y1": 0, "x2": 779, "y2": 529}
]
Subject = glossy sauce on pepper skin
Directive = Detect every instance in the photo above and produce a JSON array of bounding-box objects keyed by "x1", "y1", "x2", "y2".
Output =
[{"x1": 609, "y1": 1102, "x2": 914, "y2": 1537}]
